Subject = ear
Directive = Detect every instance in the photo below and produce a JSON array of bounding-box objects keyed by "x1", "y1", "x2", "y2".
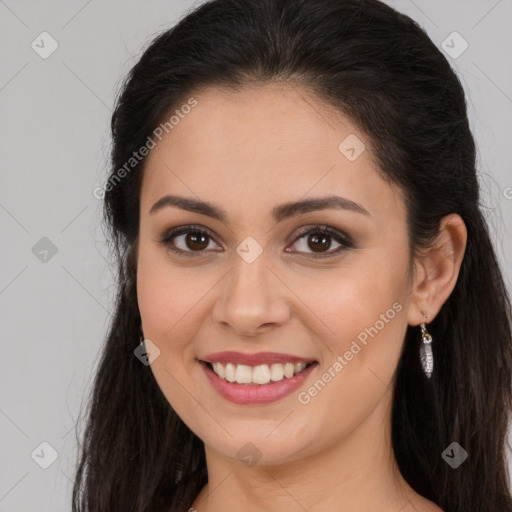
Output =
[{"x1": 407, "y1": 213, "x2": 467, "y2": 326}]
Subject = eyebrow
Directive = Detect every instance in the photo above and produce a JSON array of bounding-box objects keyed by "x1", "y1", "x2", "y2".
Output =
[{"x1": 149, "y1": 194, "x2": 370, "y2": 223}]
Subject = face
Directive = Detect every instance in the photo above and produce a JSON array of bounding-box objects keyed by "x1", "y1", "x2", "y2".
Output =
[{"x1": 136, "y1": 83, "x2": 414, "y2": 466}]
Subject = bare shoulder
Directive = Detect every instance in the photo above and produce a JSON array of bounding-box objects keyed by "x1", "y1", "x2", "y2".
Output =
[
  {"x1": 410, "y1": 502, "x2": 443, "y2": 512},
  {"x1": 418, "y1": 500, "x2": 444, "y2": 511},
  {"x1": 402, "y1": 492, "x2": 444, "y2": 512},
  {"x1": 423, "y1": 497, "x2": 444, "y2": 512}
]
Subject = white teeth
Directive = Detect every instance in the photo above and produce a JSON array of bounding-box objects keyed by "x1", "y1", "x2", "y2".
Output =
[
  {"x1": 269, "y1": 363, "x2": 284, "y2": 381},
  {"x1": 283, "y1": 362, "x2": 295, "y2": 378},
  {"x1": 212, "y1": 362, "x2": 225, "y2": 379},
  {"x1": 295, "y1": 362, "x2": 307, "y2": 374},
  {"x1": 235, "y1": 364, "x2": 253, "y2": 384},
  {"x1": 209, "y1": 361, "x2": 312, "y2": 384},
  {"x1": 225, "y1": 362, "x2": 236, "y2": 382},
  {"x1": 252, "y1": 364, "x2": 271, "y2": 384}
]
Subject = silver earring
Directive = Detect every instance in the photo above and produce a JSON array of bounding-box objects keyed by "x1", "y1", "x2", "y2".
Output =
[
  {"x1": 139, "y1": 325, "x2": 144, "y2": 346},
  {"x1": 419, "y1": 320, "x2": 434, "y2": 378}
]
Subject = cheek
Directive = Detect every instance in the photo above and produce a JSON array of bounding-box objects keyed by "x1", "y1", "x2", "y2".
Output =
[
  {"x1": 295, "y1": 250, "x2": 409, "y2": 404},
  {"x1": 136, "y1": 246, "x2": 210, "y2": 423},
  {"x1": 290, "y1": 269, "x2": 408, "y2": 444},
  {"x1": 296, "y1": 252, "x2": 407, "y2": 351},
  {"x1": 136, "y1": 243, "x2": 203, "y2": 354}
]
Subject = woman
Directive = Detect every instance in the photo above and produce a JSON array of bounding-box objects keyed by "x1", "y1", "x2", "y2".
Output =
[{"x1": 72, "y1": 0, "x2": 512, "y2": 510}]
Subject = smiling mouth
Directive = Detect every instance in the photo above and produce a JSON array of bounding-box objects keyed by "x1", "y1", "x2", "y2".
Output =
[{"x1": 203, "y1": 361, "x2": 317, "y2": 385}]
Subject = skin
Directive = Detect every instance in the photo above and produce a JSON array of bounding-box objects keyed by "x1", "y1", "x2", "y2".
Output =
[{"x1": 136, "y1": 83, "x2": 467, "y2": 511}]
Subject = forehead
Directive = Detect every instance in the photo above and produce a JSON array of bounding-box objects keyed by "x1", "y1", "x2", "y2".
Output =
[{"x1": 140, "y1": 83, "x2": 404, "y2": 225}]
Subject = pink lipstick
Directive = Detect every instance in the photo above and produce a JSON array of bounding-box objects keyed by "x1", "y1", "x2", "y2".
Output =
[{"x1": 199, "y1": 351, "x2": 318, "y2": 405}]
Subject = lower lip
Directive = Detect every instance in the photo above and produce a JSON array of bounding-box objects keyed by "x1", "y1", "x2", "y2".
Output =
[{"x1": 200, "y1": 361, "x2": 318, "y2": 405}]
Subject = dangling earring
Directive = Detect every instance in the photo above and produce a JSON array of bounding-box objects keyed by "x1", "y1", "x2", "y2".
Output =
[
  {"x1": 139, "y1": 325, "x2": 144, "y2": 346},
  {"x1": 419, "y1": 318, "x2": 434, "y2": 378}
]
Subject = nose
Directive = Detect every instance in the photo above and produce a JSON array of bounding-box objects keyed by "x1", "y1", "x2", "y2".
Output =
[{"x1": 212, "y1": 249, "x2": 291, "y2": 336}]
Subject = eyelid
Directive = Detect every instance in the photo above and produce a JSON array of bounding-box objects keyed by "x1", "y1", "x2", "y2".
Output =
[
  {"x1": 284, "y1": 225, "x2": 353, "y2": 259},
  {"x1": 158, "y1": 223, "x2": 353, "y2": 258},
  {"x1": 291, "y1": 224, "x2": 354, "y2": 247},
  {"x1": 158, "y1": 224, "x2": 221, "y2": 256}
]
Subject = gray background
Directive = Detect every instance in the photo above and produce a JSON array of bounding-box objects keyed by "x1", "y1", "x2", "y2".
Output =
[{"x1": 1, "y1": 0, "x2": 511, "y2": 510}]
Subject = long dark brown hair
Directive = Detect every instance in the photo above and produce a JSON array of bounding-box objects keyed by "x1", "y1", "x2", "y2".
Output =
[{"x1": 72, "y1": 0, "x2": 512, "y2": 510}]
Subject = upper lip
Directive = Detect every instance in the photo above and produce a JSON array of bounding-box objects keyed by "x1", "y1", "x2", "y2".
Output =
[{"x1": 201, "y1": 351, "x2": 317, "y2": 366}]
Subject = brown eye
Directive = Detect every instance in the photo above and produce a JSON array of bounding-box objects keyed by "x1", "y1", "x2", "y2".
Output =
[
  {"x1": 159, "y1": 224, "x2": 352, "y2": 259},
  {"x1": 159, "y1": 225, "x2": 220, "y2": 257},
  {"x1": 307, "y1": 233, "x2": 332, "y2": 253},
  {"x1": 286, "y1": 226, "x2": 353, "y2": 258},
  {"x1": 183, "y1": 231, "x2": 210, "y2": 251}
]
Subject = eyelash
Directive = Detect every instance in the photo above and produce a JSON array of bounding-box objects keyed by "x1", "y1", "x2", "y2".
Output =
[{"x1": 158, "y1": 224, "x2": 354, "y2": 259}]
